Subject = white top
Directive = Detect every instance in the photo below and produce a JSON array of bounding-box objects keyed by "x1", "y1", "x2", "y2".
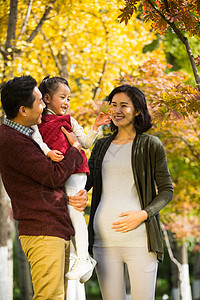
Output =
[
  {"x1": 93, "y1": 142, "x2": 147, "y2": 248},
  {"x1": 32, "y1": 115, "x2": 99, "y2": 155}
]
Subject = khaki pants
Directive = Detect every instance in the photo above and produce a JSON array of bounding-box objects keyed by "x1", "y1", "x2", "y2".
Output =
[{"x1": 20, "y1": 235, "x2": 70, "y2": 300}]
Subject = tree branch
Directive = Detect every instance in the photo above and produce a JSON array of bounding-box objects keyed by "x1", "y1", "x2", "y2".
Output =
[
  {"x1": 178, "y1": 136, "x2": 200, "y2": 163},
  {"x1": 163, "y1": 0, "x2": 169, "y2": 12},
  {"x1": 0, "y1": 45, "x2": 8, "y2": 59},
  {"x1": 188, "y1": 116, "x2": 200, "y2": 142},
  {"x1": 32, "y1": 11, "x2": 63, "y2": 74},
  {"x1": 83, "y1": 11, "x2": 109, "y2": 100},
  {"x1": 167, "y1": 133, "x2": 200, "y2": 163},
  {"x1": 161, "y1": 224, "x2": 182, "y2": 269},
  {"x1": 26, "y1": 0, "x2": 56, "y2": 44},
  {"x1": 17, "y1": 0, "x2": 33, "y2": 40},
  {"x1": 147, "y1": 0, "x2": 186, "y2": 43},
  {"x1": 147, "y1": 0, "x2": 200, "y2": 89},
  {"x1": 36, "y1": 52, "x2": 48, "y2": 75},
  {"x1": 41, "y1": 29, "x2": 62, "y2": 74}
]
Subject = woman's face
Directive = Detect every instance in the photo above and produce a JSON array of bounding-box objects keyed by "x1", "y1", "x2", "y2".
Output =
[
  {"x1": 110, "y1": 92, "x2": 138, "y2": 129},
  {"x1": 46, "y1": 83, "x2": 70, "y2": 115}
]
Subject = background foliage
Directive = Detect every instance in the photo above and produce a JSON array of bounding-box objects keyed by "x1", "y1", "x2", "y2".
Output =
[{"x1": 0, "y1": 0, "x2": 200, "y2": 299}]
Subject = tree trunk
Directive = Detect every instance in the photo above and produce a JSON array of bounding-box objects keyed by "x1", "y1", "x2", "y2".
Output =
[
  {"x1": 192, "y1": 247, "x2": 200, "y2": 299},
  {"x1": 179, "y1": 242, "x2": 192, "y2": 300},
  {"x1": 162, "y1": 227, "x2": 192, "y2": 300},
  {"x1": 169, "y1": 232, "x2": 180, "y2": 300},
  {"x1": 0, "y1": 177, "x2": 10, "y2": 300},
  {"x1": 14, "y1": 221, "x2": 33, "y2": 299},
  {"x1": 183, "y1": 38, "x2": 200, "y2": 89}
]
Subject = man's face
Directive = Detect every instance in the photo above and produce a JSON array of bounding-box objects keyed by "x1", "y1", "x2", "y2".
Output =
[{"x1": 25, "y1": 87, "x2": 46, "y2": 127}]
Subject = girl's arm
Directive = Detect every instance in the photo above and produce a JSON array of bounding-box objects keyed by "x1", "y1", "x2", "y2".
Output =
[
  {"x1": 71, "y1": 112, "x2": 111, "y2": 149},
  {"x1": 32, "y1": 125, "x2": 64, "y2": 162},
  {"x1": 32, "y1": 125, "x2": 51, "y2": 155}
]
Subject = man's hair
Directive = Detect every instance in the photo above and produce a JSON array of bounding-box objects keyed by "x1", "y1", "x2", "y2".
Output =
[{"x1": 1, "y1": 75, "x2": 37, "y2": 119}]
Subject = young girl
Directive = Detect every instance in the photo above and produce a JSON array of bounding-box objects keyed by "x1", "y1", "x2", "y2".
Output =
[{"x1": 32, "y1": 76, "x2": 111, "y2": 283}]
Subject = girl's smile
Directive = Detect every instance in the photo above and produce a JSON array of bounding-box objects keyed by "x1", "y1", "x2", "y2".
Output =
[{"x1": 45, "y1": 83, "x2": 70, "y2": 116}]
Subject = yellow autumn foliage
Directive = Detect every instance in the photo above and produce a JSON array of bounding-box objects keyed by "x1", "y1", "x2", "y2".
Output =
[{"x1": 0, "y1": 0, "x2": 165, "y2": 117}]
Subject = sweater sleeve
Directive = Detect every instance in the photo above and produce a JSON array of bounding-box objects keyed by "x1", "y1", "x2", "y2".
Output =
[
  {"x1": 71, "y1": 117, "x2": 99, "y2": 149},
  {"x1": 4, "y1": 130, "x2": 83, "y2": 189},
  {"x1": 32, "y1": 125, "x2": 51, "y2": 155},
  {"x1": 144, "y1": 137, "x2": 173, "y2": 220}
]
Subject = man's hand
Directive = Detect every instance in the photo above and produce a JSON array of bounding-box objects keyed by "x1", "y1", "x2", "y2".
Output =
[
  {"x1": 61, "y1": 126, "x2": 82, "y2": 151},
  {"x1": 68, "y1": 189, "x2": 88, "y2": 211},
  {"x1": 47, "y1": 150, "x2": 64, "y2": 162}
]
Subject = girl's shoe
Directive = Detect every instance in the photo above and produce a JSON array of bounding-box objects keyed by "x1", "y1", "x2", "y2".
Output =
[{"x1": 66, "y1": 256, "x2": 95, "y2": 281}]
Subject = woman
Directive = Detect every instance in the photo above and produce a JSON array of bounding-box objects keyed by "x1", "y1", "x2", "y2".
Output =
[{"x1": 85, "y1": 85, "x2": 173, "y2": 300}]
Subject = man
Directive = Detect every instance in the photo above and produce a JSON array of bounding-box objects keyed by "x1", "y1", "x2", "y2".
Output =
[{"x1": 0, "y1": 75, "x2": 87, "y2": 299}]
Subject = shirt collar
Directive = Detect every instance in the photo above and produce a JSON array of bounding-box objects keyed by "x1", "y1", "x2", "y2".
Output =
[
  {"x1": 4, "y1": 117, "x2": 34, "y2": 137},
  {"x1": 46, "y1": 108, "x2": 56, "y2": 115}
]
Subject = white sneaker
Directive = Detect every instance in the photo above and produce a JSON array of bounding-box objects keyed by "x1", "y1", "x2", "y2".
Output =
[
  {"x1": 65, "y1": 256, "x2": 94, "y2": 281},
  {"x1": 79, "y1": 256, "x2": 97, "y2": 284}
]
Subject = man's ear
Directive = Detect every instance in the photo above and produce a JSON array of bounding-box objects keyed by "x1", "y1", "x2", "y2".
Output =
[{"x1": 18, "y1": 106, "x2": 27, "y2": 117}]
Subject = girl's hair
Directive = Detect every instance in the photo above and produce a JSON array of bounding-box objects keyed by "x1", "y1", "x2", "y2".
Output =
[
  {"x1": 108, "y1": 84, "x2": 152, "y2": 133},
  {"x1": 38, "y1": 76, "x2": 69, "y2": 98}
]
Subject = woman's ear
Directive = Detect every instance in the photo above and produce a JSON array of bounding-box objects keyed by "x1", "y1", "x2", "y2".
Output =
[{"x1": 43, "y1": 93, "x2": 50, "y2": 104}]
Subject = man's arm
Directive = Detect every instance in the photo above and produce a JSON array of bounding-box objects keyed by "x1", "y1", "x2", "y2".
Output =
[
  {"x1": 68, "y1": 189, "x2": 88, "y2": 211},
  {"x1": 4, "y1": 130, "x2": 83, "y2": 188}
]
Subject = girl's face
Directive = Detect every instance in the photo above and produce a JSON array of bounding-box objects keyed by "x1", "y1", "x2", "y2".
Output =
[
  {"x1": 110, "y1": 92, "x2": 139, "y2": 130},
  {"x1": 45, "y1": 83, "x2": 70, "y2": 115}
]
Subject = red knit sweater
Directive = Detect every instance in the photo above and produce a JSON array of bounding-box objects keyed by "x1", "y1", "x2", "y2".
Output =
[
  {"x1": 38, "y1": 114, "x2": 90, "y2": 174},
  {"x1": 0, "y1": 124, "x2": 83, "y2": 240}
]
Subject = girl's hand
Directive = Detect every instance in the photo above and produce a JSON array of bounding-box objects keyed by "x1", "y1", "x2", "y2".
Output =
[
  {"x1": 68, "y1": 189, "x2": 88, "y2": 212},
  {"x1": 47, "y1": 150, "x2": 64, "y2": 162},
  {"x1": 111, "y1": 210, "x2": 148, "y2": 233},
  {"x1": 61, "y1": 126, "x2": 82, "y2": 151},
  {"x1": 93, "y1": 112, "x2": 111, "y2": 131}
]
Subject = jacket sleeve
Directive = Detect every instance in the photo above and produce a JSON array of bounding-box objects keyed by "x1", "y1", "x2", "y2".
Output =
[
  {"x1": 85, "y1": 140, "x2": 100, "y2": 191},
  {"x1": 144, "y1": 137, "x2": 173, "y2": 220},
  {"x1": 5, "y1": 131, "x2": 83, "y2": 189}
]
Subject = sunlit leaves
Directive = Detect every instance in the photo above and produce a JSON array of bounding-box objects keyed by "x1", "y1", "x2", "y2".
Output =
[{"x1": 118, "y1": 0, "x2": 200, "y2": 38}]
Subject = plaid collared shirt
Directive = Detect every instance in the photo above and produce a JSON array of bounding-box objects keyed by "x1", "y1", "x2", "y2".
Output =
[{"x1": 4, "y1": 117, "x2": 34, "y2": 137}]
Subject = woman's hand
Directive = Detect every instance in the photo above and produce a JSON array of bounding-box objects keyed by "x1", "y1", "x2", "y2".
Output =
[
  {"x1": 61, "y1": 126, "x2": 81, "y2": 151},
  {"x1": 68, "y1": 189, "x2": 88, "y2": 212},
  {"x1": 111, "y1": 210, "x2": 148, "y2": 233}
]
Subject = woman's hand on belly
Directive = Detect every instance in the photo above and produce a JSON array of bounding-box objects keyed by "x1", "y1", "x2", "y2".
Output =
[{"x1": 111, "y1": 210, "x2": 148, "y2": 233}]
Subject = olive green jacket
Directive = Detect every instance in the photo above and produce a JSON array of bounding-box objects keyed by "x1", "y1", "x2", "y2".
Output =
[{"x1": 86, "y1": 132, "x2": 173, "y2": 262}]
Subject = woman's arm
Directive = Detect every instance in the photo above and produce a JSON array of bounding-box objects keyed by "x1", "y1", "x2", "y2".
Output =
[{"x1": 144, "y1": 139, "x2": 173, "y2": 220}]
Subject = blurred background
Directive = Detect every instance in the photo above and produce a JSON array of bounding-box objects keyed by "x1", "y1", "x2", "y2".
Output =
[{"x1": 0, "y1": 0, "x2": 199, "y2": 299}]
